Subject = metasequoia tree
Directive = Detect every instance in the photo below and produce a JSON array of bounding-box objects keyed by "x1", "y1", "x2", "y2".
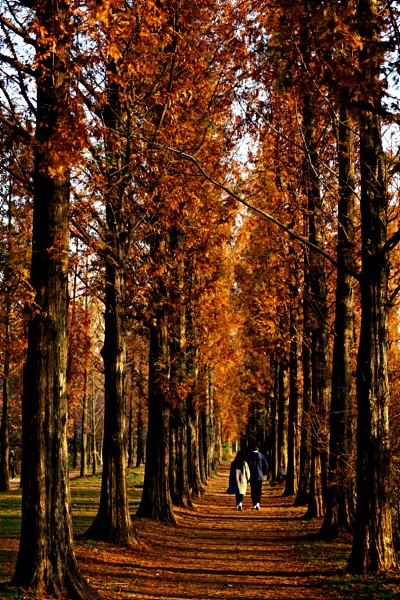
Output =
[
  {"x1": 125, "y1": 327, "x2": 148, "y2": 468},
  {"x1": 79, "y1": 0, "x2": 139, "y2": 544},
  {"x1": 138, "y1": 220, "x2": 175, "y2": 521},
  {"x1": 318, "y1": 0, "x2": 358, "y2": 538},
  {"x1": 137, "y1": 0, "x2": 243, "y2": 520},
  {"x1": 233, "y1": 161, "x2": 300, "y2": 465},
  {"x1": 347, "y1": 0, "x2": 397, "y2": 573},
  {"x1": 0, "y1": 0, "x2": 103, "y2": 596},
  {"x1": 301, "y1": 89, "x2": 330, "y2": 520},
  {"x1": 138, "y1": 173, "x2": 239, "y2": 518},
  {"x1": 66, "y1": 251, "x2": 102, "y2": 478},
  {"x1": 284, "y1": 259, "x2": 301, "y2": 496},
  {"x1": 241, "y1": 0, "x2": 398, "y2": 571},
  {"x1": 246, "y1": 0, "x2": 359, "y2": 520},
  {"x1": 0, "y1": 144, "x2": 31, "y2": 491}
]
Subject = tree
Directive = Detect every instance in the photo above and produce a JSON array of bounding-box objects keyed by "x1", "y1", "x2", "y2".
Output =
[
  {"x1": 0, "y1": 145, "x2": 31, "y2": 491},
  {"x1": 347, "y1": 0, "x2": 397, "y2": 573},
  {"x1": 5, "y1": 0, "x2": 103, "y2": 596},
  {"x1": 82, "y1": 47, "x2": 137, "y2": 547},
  {"x1": 319, "y1": 3, "x2": 357, "y2": 532}
]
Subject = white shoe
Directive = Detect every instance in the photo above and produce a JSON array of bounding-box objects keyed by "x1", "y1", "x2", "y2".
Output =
[
  {"x1": 255, "y1": 503, "x2": 260, "y2": 510},
  {"x1": 237, "y1": 504, "x2": 242, "y2": 511}
]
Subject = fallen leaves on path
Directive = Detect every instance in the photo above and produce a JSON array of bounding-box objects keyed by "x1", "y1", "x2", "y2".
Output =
[{"x1": 76, "y1": 465, "x2": 341, "y2": 600}]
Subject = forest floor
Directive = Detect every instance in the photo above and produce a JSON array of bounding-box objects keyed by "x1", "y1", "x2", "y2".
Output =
[
  {"x1": 75, "y1": 465, "x2": 348, "y2": 600},
  {"x1": 2, "y1": 464, "x2": 400, "y2": 599}
]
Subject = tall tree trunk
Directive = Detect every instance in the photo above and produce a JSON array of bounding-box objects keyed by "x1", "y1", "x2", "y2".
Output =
[
  {"x1": 186, "y1": 315, "x2": 203, "y2": 497},
  {"x1": 127, "y1": 387, "x2": 133, "y2": 469},
  {"x1": 347, "y1": 0, "x2": 396, "y2": 572},
  {"x1": 188, "y1": 407, "x2": 203, "y2": 497},
  {"x1": 303, "y1": 89, "x2": 329, "y2": 519},
  {"x1": 11, "y1": 2, "x2": 102, "y2": 596},
  {"x1": 294, "y1": 289, "x2": 311, "y2": 506},
  {"x1": 278, "y1": 358, "x2": 289, "y2": 478},
  {"x1": 0, "y1": 310, "x2": 10, "y2": 492},
  {"x1": 205, "y1": 366, "x2": 215, "y2": 478},
  {"x1": 137, "y1": 232, "x2": 175, "y2": 522},
  {"x1": 169, "y1": 229, "x2": 190, "y2": 507},
  {"x1": 80, "y1": 369, "x2": 88, "y2": 478},
  {"x1": 320, "y1": 101, "x2": 356, "y2": 538},
  {"x1": 72, "y1": 425, "x2": 78, "y2": 470},
  {"x1": 86, "y1": 255, "x2": 134, "y2": 542},
  {"x1": 84, "y1": 62, "x2": 136, "y2": 544},
  {"x1": 271, "y1": 355, "x2": 279, "y2": 481},
  {"x1": 135, "y1": 398, "x2": 144, "y2": 467},
  {"x1": 0, "y1": 192, "x2": 13, "y2": 491},
  {"x1": 284, "y1": 283, "x2": 300, "y2": 496},
  {"x1": 199, "y1": 406, "x2": 207, "y2": 484},
  {"x1": 80, "y1": 262, "x2": 90, "y2": 478},
  {"x1": 91, "y1": 379, "x2": 97, "y2": 476},
  {"x1": 215, "y1": 419, "x2": 223, "y2": 464}
]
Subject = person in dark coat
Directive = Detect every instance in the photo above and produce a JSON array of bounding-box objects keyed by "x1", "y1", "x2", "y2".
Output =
[
  {"x1": 246, "y1": 445, "x2": 268, "y2": 510},
  {"x1": 228, "y1": 450, "x2": 250, "y2": 510}
]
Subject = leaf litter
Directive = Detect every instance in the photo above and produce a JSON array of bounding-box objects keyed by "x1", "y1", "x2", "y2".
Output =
[{"x1": 74, "y1": 464, "x2": 342, "y2": 600}]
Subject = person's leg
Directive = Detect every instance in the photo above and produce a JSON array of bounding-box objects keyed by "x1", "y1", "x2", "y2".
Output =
[
  {"x1": 255, "y1": 481, "x2": 263, "y2": 508},
  {"x1": 236, "y1": 493, "x2": 244, "y2": 509},
  {"x1": 250, "y1": 482, "x2": 258, "y2": 507}
]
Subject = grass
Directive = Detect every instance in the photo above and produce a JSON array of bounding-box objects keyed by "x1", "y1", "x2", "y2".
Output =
[
  {"x1": 293, "y1": 524, "x2": 400, "y2": 599},
  {"x1": 0, "y1": 465, "x2": 145, "y2": 597}
]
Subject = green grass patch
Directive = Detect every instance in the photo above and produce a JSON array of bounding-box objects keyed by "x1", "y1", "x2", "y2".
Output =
[
  {"x1": 0, "y1": 492, "x2": 21, "y2": 538},
  {"x1": 0, "y1": 490, "x2": 22, "y2": 587},
  {"x1": 69, "y1": 467, "x2": 145, "y2": 534},
  {"x1": 0, "y1": 465, "x2": 145, "y2": 591},
  {"x1": 328, "y1": 573, "x2": 400, "y2": 599},
  {"x1": 294, "y1": 525, "x2": 400, "y2": 600}
]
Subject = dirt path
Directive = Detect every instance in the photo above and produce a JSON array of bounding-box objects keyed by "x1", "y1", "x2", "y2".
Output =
[{"x1": 84, "y1": 465, "x2": 339, "y2": 600}]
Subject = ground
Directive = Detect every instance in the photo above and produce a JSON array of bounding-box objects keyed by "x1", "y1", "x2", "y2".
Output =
[
  {"x1": 73, "y1": 465, "x2": 341, "y2": 600},
  {"x1": 9, "y1": 464, "x2": 398, "y2": 599}
]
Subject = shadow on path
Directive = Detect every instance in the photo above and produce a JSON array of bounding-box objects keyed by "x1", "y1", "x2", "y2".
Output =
[{"x1": 80, "y1": 464, "x2": 339, "y2": 600}]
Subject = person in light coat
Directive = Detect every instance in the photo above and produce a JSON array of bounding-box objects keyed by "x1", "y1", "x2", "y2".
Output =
[{"x1": 228, "y1": 450, "x2": 250, "y2": 510}]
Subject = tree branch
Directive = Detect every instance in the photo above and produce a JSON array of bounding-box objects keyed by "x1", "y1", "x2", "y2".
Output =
[
  {"x1": 384, "y1": 228, "x2": 400, "y2": 254},
  {"x1": 0, "y1": 52, "x2": 36, "y2": 77},
  {"x1": 0, "y1": 113, "x2": 32, "y2": 141},
  {"x1": 144, "y1": 139, "x2": 360, "y2": 280},
  {"x1": 0, "y1": 14, "x2": 36, "y2": 47}
]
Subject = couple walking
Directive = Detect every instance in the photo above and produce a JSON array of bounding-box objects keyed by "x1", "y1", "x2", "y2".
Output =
[{"x1": 228, "y1": 446, "x2": 268, "y2": 511}]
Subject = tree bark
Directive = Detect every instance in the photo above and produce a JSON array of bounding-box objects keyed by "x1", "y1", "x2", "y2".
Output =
[
  {"x1": 278, "y1": 359, "x2": 289, "y2": 479},
  {"x1": 80, "y1": 264, "x2": 90, "y2": 478},
  {"x1": 127, "y1": 387, "x2": 133, "y2": 468},
  {"x1": 294, "y1": 269, "x2": 311, "y2": 506},
  {"x1": 135, "y1": 398, "x2": 144, "y2": 467},
  {"x1": 0, "y1": 302, "x2": 11, "y2": 491},
  {"x1": 0, "y1": 195, "x2": 12, "y2": 491},
  {"x1": 320, "y1": 100, "x2": 356, "y2": 538},
  {"x1": 80, "y1": 371, "x2": 88, "y2": 478},
  {"x1": 302, "y1": 89, "x2": 329, "y2": 519},
  {"x1": 205, "y1": 366, "x2": 215, "y2": 478},
  {"x1": 284, "y1": 283, "x2": 300, "y2": 496},
  {"x1": 169, "y1": 229, "x2": 190, "y2": 507},
  {"x1": 347, "y1": 0, "x2": 396, "y2": 572},
  {"x1": 83, "y1": 61, "x2": 136, "y2": 545},
  {"x1": 271, "y1": 355, "x2": 279, "y2": 481},
  {"x1": 186, "y1": 315, "x2": 203, "y2": 498},
  {"x1": 137, "y1": 232, "x2": 175, "y2": 522}
]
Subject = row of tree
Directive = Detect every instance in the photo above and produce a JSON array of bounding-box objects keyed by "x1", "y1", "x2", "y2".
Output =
[{"x1": 1, "y1": 0, "x2": 400, "y2": 597}]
